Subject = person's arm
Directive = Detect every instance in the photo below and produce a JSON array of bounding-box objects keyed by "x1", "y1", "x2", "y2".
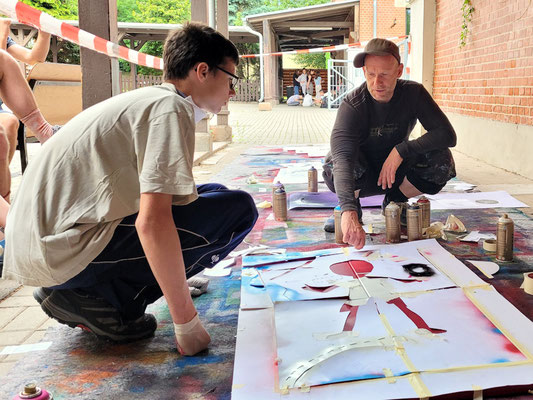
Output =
[
  {"x1": 6, "y1": 30, "x2": 51, "y2": 64},
  {"x1": 0, "y1": 19, "x2": 10, "y2": 51},
  {"x1": 330, "y1": 97, "x2": 367, "y2": 248},
  {"x1": 395, "y1": 84, "x2": 457, "y2": 160},
  {"x1": 135, "y1": 192, "x2": 210, "y2": 355}
]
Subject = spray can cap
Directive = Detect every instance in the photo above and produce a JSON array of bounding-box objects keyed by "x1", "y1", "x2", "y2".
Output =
[
  {"x1": 385, "y1": 201, "x2": 400, "y2": 211},
  {"x1": 408, "y1": 203, "x2": 420, "y2": 210},
  {"x1": 275, "y1": 187, "x2": 286, "y2": 194},
  {"x1": 498, "y1": 213, "x2": 512, "y2": 223},
  {"x1": 417, "y1": 196, "x2": 429, "y2": 204},
  {"x1": 309, "y1": 166, "x2": 316, "y2": 171}
]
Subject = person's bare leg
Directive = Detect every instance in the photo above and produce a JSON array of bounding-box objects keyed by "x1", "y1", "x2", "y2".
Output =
[
  {"x1": 0, "y1": 50, "x2": 53, "y2": 142},
  {"x1": 399, "y1": 176, "x2": 422, "y2": 198},
  {"x1": 0, "y1": 113, "x2": 18, "y2": 163},
  {"x1": 0, "y1": 124, "x2": 10, "y2": 203}
]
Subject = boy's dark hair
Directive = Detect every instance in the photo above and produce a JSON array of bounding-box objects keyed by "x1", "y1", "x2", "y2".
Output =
[{"x1": 163, "y1": 22, "x2": 239, "y2": 80}]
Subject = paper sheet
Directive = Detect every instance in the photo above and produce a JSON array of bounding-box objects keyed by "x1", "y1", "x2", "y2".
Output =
[
  {"x1": 426, "y1": 190, "x2": 527, "y2": 209},
  {"x1": 233, "y1": 239, "x2": 533, "y2": 399},
  {"x1": 274, "y1": 162, "x2": 324, "y2": 184}
]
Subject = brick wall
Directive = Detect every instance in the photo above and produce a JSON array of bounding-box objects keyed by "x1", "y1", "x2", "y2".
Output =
[
  {"x1": 434, "y1": 0, "x2": 533, "y2": 126},
  {"x1": 359, "y1": 0, "x2": 407, "y2": 41}
]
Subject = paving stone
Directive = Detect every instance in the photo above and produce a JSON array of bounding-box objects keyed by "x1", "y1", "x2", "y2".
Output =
[
  {"x1": 0, "y1": 330, "x2": 32, "y2": 346},
  {"x1": 0, "y1": 296, "x2": 39, "y2": 308},
  {"x1": 0, "y1": 307, "x2": 23, "y2": 329},
  {"x1": 11, "y1": 286, "x2": 38, "y2": 297},
  {"x1": 3, "y1": 307, "x2": 49, "y2": 332}
]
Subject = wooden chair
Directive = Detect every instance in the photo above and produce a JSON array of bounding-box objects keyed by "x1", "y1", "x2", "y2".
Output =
[{"x1": 17, "y1": 62, "x2": 82, "y2": 172}]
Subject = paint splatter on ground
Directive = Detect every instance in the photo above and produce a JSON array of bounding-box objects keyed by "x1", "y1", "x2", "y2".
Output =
[{"x1": 2, "y1": 146, "x2": 532, "y2": 399}]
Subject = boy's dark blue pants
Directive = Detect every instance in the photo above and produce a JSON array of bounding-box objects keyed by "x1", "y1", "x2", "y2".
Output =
[{"x1": 50, "y1": 184, "x2": 258, "y2": 319}]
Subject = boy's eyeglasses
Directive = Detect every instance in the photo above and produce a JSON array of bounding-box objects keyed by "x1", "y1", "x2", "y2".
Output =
[{"x1": 214, "y1": 65, "x2": 239, "y2": 90}]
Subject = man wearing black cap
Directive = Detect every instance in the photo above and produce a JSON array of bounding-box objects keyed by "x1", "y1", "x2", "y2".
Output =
[{"x1": 322, "y1": 38, "x2": 456, "y2": 249}]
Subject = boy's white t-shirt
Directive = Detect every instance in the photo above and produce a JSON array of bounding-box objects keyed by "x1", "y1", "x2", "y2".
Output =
[
  {"x1": 302, "y1": 94, "x2": 313, "y2": 107},
  {"x1": 4, "y1": 83, "x2": 198, "y2": 287}
]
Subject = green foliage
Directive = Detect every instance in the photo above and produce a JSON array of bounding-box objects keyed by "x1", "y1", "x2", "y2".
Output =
[
  {"x1": 293, "y1": 53, "x2": 326, "y2": 69},
  {"x1": 235, "y1": 42, "x2": 260, "y2": 80},
  {"x1": 459, "y1": 0, "x2": 475, "y2": 48},
  {"x1": 20, "y1": 0, "x2": 77, "y2": 19},
  {"x1": 133, "y1": 0, "x2": 190, "y2": 24},
  {"x1": 231, "y1": 0, "x2": 330, "y2": 22},
  {"x1": 117, "y1": 0, "x2": 140, "y2": 22}
]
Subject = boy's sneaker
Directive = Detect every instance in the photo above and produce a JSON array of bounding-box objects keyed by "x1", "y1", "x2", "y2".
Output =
[
  {"x1": 40, "y1": 289, "x2": 157, "y2": 342},
  {"x1": 323, "y1": 199, "x2": 362, "y2": 232},
  {"x1": 33, "y1": 287, "x2": 53, "y2": 304}
]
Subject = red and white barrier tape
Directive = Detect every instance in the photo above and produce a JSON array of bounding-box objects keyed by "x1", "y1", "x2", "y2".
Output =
[
  {"x1": 240, "y1": 36, "x2": 409, "y2": 58},
  {"x1": 0, "y1": 0, "x2": 164, "y2": 69}
]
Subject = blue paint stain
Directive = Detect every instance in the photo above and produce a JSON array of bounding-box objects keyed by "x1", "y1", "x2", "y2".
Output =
[
  {"x1": 130, "y1": 387, "x2": 145, "y2": 393},
  {"x1": 492, "y1": 327, "x2": 503, "y2": 335},
  {"x1": 174, "y1": 354, "x2": 224, "y2": 368},
  {"x1": 491, "y1": 358, "x2": 510, "y2": 363}
]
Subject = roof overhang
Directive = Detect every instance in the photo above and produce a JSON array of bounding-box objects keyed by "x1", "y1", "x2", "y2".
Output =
[
  {"x1": 9, "y1": 20, "x2": 259, "y2": 45},
  {"x1": 245, "y1": 0, "x2": 358, "y2": 51}
]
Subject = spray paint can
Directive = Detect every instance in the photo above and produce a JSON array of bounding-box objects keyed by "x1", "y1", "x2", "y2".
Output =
[
  {"x1": 273, "y1": 187, "x2": 288, "y2": 221},
  {"x1": 334, "y1": 205, "x2": 344, "y2": 244},
  {"x1": 385, "y1": 201, "x2": 401, "y2": 243},
  {"x1": 407, "y1": 204, "x2": 421, "y2": 241},
  {"x1": 417, "y1": 196, "x2": 431, "y2": 230},
  {"x1": 272, "y1": 181, "x2": 283, "y2": 199},
  {"x1": 308, "y1": 166, "x2": 318, "y2": 192},
  {"x1": 496, "y1": 213, "x2": 514, "y2": 261},
  {"x1": 13, "y1": 383, "x2": 53, "y2": 400}
]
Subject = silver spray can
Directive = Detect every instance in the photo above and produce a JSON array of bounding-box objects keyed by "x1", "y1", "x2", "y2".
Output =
[
  {"x1": 496, "y1": 213, "x2": 514, "y2": 261},
  {"x1": 385, "y1": 202, "x2": 401, "y2": 243},
  {"x1": 407, "y1": 204, "x2": 421, "y2": 241}
]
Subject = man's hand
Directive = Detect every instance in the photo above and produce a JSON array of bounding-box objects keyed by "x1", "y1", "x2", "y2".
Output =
[
  {"x1": 174, "y1": 314, "x2": 211, "y2": 356},
  {"x1": 341, "y1": 210, "x2": 366, "y2": 249},
  {"x1": 377, "y1": 147, "x2": 403, "y2": 190}
]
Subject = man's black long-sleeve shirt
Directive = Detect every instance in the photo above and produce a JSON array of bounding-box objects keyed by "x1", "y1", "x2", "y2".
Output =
[{"x1": 329, "y1": 79, "x2": 457, "y2": 212}]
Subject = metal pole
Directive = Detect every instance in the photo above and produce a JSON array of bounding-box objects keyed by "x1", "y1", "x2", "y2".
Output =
[
  {"x1": 373, "y1": 0, "x2": 377, "y2": 38},
  {"x1": 209, "y1": 0, "x2": 216, "y2": 28}
]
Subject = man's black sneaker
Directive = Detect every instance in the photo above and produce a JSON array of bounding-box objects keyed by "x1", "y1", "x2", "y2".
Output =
[
  {"x1": 33, "y1": 287, "x2": 53, "y2": 304},
  {"x1": 324, "y1": 199, "x2": 363, "y2": 232},
  {"x1": 40, "y1": 289, "x2": 157, "y2": 342}
]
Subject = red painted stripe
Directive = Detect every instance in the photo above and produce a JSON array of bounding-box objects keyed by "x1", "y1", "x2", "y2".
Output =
[
  {"x1": 15, "y1": 2, "x2": 42, "y2": 28},
  {"x1": 61, "y1": 22, "x2": 79, "y2": 43},
  {"x1": 387, "y1": 298, "x2": 446, "y2": 334},
  {"x1": 295, "y1": 49, "x2": 310, "y2": 54},
  {"x1": 94, "y1": 36, "x2": 108, "y2": 54},
  {"x1": 153, "y1": 57, "x2": 161, "y2": 70},
  {"x1": 340, "y1": 303, "x2": 359, "y2": 331}
]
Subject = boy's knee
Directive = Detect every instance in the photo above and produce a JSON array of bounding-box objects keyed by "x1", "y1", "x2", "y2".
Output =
[{"x1": 233, "y1": 190, "x2": 258, "y2": 225}]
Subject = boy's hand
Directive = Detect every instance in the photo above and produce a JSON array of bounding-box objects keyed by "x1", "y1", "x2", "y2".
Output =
[{"x1": 174, "y1": 314, "x2": 211, "y2": 356}]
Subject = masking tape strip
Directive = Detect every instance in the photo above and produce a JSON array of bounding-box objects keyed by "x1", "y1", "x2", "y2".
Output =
[
  {"x1": 483, "y1": 239, "x2": 497, "y2": 252},
  {"x1": 463, "y1": 287, "x2": 533, "y2": 361},
  {"x1": 382, "y1": 367, "x2": 397, "y2": 383},
  {"x1": 379, "y1": 313, "x2": 432, "y2": 398}
]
